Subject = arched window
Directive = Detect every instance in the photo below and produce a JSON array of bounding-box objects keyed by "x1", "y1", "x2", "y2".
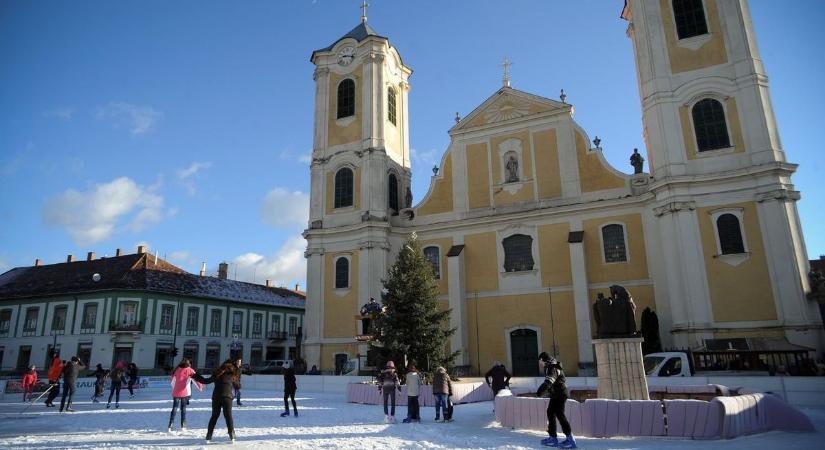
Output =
[
  {"x1": 335, "y1": 257, "x2": 349, "y2": 289},
  {"x1": 423, "y1": 246, "x2": 440, "y2": 279},
  {"x1": 692, "y1": 98, "x2": 730, "y2": 152},
  {"x1": 387, "y1": 87, "x2": 397, "y2": 125},
  {"x1": 716, "y1": 214, "x2": 745, "y2": 254},
  {"x1": 334, "y1": 168, "x2": 354, "y2": 208},
  {"x1": 388, "y1": 173, "x2": 399, "y2": 211},
  {"x1": 673, "y1": 0, "x2": 708, "y2": 39},
  {"x1": 602, "y1": 224, "x2": 628, "y2": 263},
  {"x1": 503, "y1": 234, "x2": 534, "y2": 272},
  {"x1": 337, "y1": 79, "x2": 355, "y2": 119}
]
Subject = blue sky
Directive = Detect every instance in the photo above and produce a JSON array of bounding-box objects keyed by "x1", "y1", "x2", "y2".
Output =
[{"x1": 1, "y1": 1, "x2": 824, "y2": 288}]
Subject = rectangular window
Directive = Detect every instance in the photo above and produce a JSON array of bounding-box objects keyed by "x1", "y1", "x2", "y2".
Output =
[
  {"x1": 51, "y1": 305, "x2": 68, "y2": 332},
  {"x1": 183, "y1": 343, "x2": 198, "y2": 368},
  {"x1": 77, "y1": 342, "x2": 92, "y2": 367},
  {"x1": 232, "y1": 311, "x2": 243, "y2": 336},
  {"x1": 119, "y1": 302, "x2": 137, "y2": 325},
  {"x1": 673, "y1": 0, "x2": 708, "y2": 39},
  {"x1": 155, "y1": 343, "x2": 172, "y2": 369},
  {"x1": 271, "y1": 315, "x2": 281, "y2": 332},
  {"x1": 0, "y1": 309, "x2": 11, "y2": 336},
  {"x1": 252, "y1": 314, "x2": 262, "y2": 338},
  {"x1": 205, "y1": 344, "x2": 221, "y2": 369},
  {"x1": 159, "y1": 305, "x2": 174, "y2": 333},
  {"x1": 81, "y1": 304, "x2": 97, "y2": 332},
  {"x1": 210, "y1": 309, "x2": 222, "y2": 336},
  {"x1": 289, "y1": 317, "x2": 298, "y2": 335},
  {"x1": 23, "y1": 307, "x2": 39, "y2": 335},
  {"x1": 186, "y1": 307, "x2": 199, "y2": 335}
]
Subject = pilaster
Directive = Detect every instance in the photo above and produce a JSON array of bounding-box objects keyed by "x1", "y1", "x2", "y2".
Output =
[
  {"x1": 447, "y1": 245, "x2": 469, "y2": 367},
  {"x1": 567, "y1": 221, "x2": 594, "y2": 373}
]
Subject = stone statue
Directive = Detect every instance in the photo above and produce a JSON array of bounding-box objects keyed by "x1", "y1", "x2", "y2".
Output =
[
  {"x1": 592, "y1": 285, "x2": 638, "y2": 337},
  {"x1": 505, "y1": 155, "x2": 519, "y2": 182},
  {"x1": 630, "y1": 148, "x2": 644, "y2": 174},
  {"x1": 808, "y1": 269, "x2": 825, "y2": 303},
  {"x1": 405, "y1": 187, "x2": 413, "y2": 209}
]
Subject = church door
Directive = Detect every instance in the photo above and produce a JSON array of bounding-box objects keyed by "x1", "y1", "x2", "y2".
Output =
[
  {"x1": 334, "y1": 353, "x2": 348, "y2": 375},
  {"x1": 510, "y1": 328, "x2": 539, "y2": 376}
]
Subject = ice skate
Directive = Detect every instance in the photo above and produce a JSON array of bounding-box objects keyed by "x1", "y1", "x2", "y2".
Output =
[
  {"x1": 383, "y1": 414, "x2": 390, "y2": 424},
  {"x1": 558, "y1": 435, "x2": 577, "y2": 449},
  {"x1": 280, "y1": 411, "x2": 290, "y2": 417},
  {"x1": 541, "y1": 436, "x2": 559, "y2": 447},
  {"x1": 402, "y1": 417, "x2": 412, "y2": 423}
]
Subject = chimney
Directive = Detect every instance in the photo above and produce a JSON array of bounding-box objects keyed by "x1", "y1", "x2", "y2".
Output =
[
  {"x1": 67, "y1": 254, "x2": 75, "y2": 263},
  {"x1": 218, "y1": 262, "x2": 229, "y2": 280},
  {"x1": 199, "y1": 262, "x2": 207, "y2": 277},
  {"x1": 137, "y1": 245, "x2": 147, "y2": 255},
  {"x1": 115, "y1": 248, "x2": 123, "y2": 257},
  {"x1": 266, "y1": 279, "x2": 272, "y2": 288},
  {"x1": 34, "y1": 258, "x2": 42, "y2": 267},
  {"x1": 295, "y1": 283, "x2": 301, "y2": 292},
  {"x1": 87, "y1": 252, "x2": 96, "y2": 261}
]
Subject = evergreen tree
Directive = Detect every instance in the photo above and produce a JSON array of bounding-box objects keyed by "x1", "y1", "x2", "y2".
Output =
[{"x1": 372, "y1": 233, "x2": 457, "y2": 372}]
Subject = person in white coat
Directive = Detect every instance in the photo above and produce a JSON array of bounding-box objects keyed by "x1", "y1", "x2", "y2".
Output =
[{"x1": 402, "y1": 364, "x2": 422, "y2": 423}]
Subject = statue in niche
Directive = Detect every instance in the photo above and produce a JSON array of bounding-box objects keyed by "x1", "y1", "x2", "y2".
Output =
[
  {"x1": 505, "y1": 155, "x2": 519, "y2": 182},
  {"x1": 405, "y1": 186, "x2": 413, "y2": 209},
  {"x1": 592, "y1": 285, "x2": 638, "y2": 338},
  {"x1": 630, "y1": 148, "x2": 645, "y2": 174}
]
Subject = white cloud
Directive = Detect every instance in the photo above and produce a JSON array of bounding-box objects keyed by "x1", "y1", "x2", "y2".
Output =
[
  {"x1": 96, "y1": 102, "x2": 162, "y2": 135},
  {"x1": 410, "y1": 147, "x2": 440, "y2": 168},
  {"x1": 43, "y1": 108, "x2": 74, "y2": 120},
  {"x1": 230, "y1": 235, "x2": 306, "y2": 287},
  {"x1": 298, "y1": 152, "x2": 313, "y2": 164},
  {"x1": 168, "y1": 250, "x2": 198, "y2": 266},
  {"x1": 43, "y1": 177, "x2": 165, "y2": 246},
  {"x1": 176, "y1": 161, "x2": 212, "y2": 195},
  {"x1": 260, "y1": 188, "x2": 309, "y2": 228},
  {"x1": 0, "y1": 259, "x2": 10, "y2": 274}
]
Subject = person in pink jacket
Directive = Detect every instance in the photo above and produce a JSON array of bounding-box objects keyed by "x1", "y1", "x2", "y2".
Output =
[
  {"x1": 22, "y1": 365, "x2": 38, "y2": 402},
  {"x1": 168, "y1": 358, "x2": 202, "y2": 432}
]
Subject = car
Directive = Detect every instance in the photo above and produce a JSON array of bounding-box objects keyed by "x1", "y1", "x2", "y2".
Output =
[{"x1": 255, "y1": 360, "x2": 292, "y2": 374}]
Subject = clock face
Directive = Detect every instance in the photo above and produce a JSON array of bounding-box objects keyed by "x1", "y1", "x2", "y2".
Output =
[{"x1": 337, "y1": 46, "x2": 356, "y2": 66}]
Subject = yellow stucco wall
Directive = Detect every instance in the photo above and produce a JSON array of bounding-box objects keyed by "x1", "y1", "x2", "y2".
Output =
[
  {"x1": 419, "y1": 237, "x2": 453, "y2": 295},
  {"x1": 697, "y1": 202, "x2": 777, "y2": 322},
  {"x1": 321, "y1": 343, "x2": 359, "y2": 372},
  {"x1": 464, "y1": 232, "x2": 499, "y2": 293},
  {"x1": 713, "y1": 329, "x2": 784, "y2": 339},
  {"x1": 325, "y1": 166, "x2": 361, "y2": 214},
  {"x1": 659, "y1": 0, "x2": 728, "y2": 74},
  {"x1": 538, "y1": 222, "x2": 573, "y2": 287},
  {"x1": 681, "y1": 97, "x2": 746, "y2": 160},
  {"x1": 576, "y1": 131, "x2": 625, "y2": 193},
  {"x1": 327, "y1": 71, "x2": 363, "y2": 147},
  {"x1": 583, "y1": 213, "x2": 649, "y2": 284},
  {"x1": 533, "y1": 129, "x2": 562, "y2": 200},
  {"x1": 491, "y1": 131, "x2": 536, "y2": 206},
  {"x1": 467, "y1": 291, "x2": 580, "y2": 376},
  {"x1": 467, "y1": 143, "x2": 491, "y2": 209},
  {"x1": 417, "y1": 153, "x2": 454, "y2": 216},
  {"x1": 323, "y1": 251, "x2": 359, "y2": 338}
]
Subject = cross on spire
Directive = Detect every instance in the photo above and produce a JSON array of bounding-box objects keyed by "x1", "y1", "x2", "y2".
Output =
[
  {"x1": 360, "y1": 0, "x2": 369, "y2": 23},
  {"x1": 500, "y1": 57, "x2": 513, "y2": 87}
]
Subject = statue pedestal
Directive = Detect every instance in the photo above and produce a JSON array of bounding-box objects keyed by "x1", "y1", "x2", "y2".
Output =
[{"x1": 593, "y1": 337, "x2": 649, "y2": 400}]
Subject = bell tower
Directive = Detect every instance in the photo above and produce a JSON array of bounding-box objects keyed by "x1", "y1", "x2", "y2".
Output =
[{"x1": 303, "y1": 8, "x2": 413, "y2": 371}]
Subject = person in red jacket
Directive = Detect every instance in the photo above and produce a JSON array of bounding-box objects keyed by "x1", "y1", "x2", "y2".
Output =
[
  {"x1": 45, "y1": 355, "x2": 63, "y2": 407},
  {"x1": 22, "y1": 365, "x2": 38, "y2": 402}
]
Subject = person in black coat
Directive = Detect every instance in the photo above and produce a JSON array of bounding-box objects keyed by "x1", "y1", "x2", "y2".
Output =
[
  {"x1": 58, "y1": 356, "x2": 86, "y2": 412},
  {"x1": 193, "y1": 359, "x2": 240, "y2": 443},
  {"x1": 126, "y1": 362, "x2": 139, "y2": 397},
  {"x1": 107, "y1": 361, "x2": 126, "y2": 408},
  {"x1": 537, "y1": 352, "x2": 576, "y2": 448},
  {"x1": 280, "y1": 361, "x2": 298, "y2": 417},
  {"x1": 484, "y1": 361, "x2": 512, "y2": 397},
  {"x1": 91, "y1": 364, "x2": 109, "y2": 403}
]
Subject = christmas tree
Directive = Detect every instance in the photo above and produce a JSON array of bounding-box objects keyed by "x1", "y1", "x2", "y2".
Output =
[{"x1": 372, "y1": 233, "x2": 457, "y2": 373}]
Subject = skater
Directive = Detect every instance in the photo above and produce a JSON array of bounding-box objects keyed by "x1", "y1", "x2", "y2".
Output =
[
  {"x1": 402, "y1": 364, "x2": 421, "y2": 423},
  {"x1": 280, "y1": 361, "x2": 298, "y2": 417},
  {"x1": 59, "y1": 356, "x2": 85, "y2": 412},
  {"x1": 233, "y1": 358, "x2": 244, "y2": 406},
  {"x1": 45, "y1": 354, "x2": 63, "y2": 407},
  {"x1": 376, "y1": 361, "x2": 399, "y2": 423},
  {"x1": 432, "y1": 366, "x2": 452, "y2": 422},
  {"x1": 126, "y1": 362, "x2": 139, "y2": 397},
  {"x1": 484, "y1": 361, "x2": 512, "y2": 398},
  {"x1": 193, "y1": 359, "x2": 240, "y2": 443},
  {"x1": 169, "y1": 358, "x2": 203, "y2": 432},
  {"x1": 91, "y1": 364, "x2": 108, "y2": 403},
  {"x1": 21, "y1": 365, "x2": 37, "y2": 402},
  {"x1": 107, "y1": 361, "x2": 126, "y2": 409},
  {"x1": 537, "y1": 352, "x2": 576, "y2": 448}
]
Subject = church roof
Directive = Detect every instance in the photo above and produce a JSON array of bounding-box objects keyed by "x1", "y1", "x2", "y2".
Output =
[
  {"x1": 0, "y1": 253, "x2": 305, "y2": 309},
  {"x1": 311, "y1": 22, "x2": 387, "y2": 61},
  {"x1": 450, "y1": 86, "x2": 572, "y2": 134}
]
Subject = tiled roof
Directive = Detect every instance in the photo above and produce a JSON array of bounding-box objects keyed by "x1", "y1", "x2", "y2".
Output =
[
  {"x1": 311, "y1": 21, "x2": 386, "y2": 59},
  {"x1": 0, "y1": 254, "x2": 304, "y2": 309}
]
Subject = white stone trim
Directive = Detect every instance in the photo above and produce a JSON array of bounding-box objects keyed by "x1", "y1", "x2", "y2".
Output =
[
  {"x1": 666, "y1": 0, "x2": 713, "y2": 49},
  {"x1": 496, "y1": 223, "x2": 541, "y2": 292},
  {"x1": 334, "y1": 76, "x2": 357, "y2": 127},
  {"x1": 708, "y1": 207, "x2": 750, "y2": 266},
  {"x1": 496, "y1": 138, "x2": 528, "y2": 195},
  {"x1": 685, "y1": 95, "x2": 737, "y2": 157},
  {"x1": 504, "y1": 324, "x2": 543, "y2": 376},
  {"x1": 205, "y1": 305, "x2": 227, "y2": 336},
  {"x1": 598, "y1": 221, "x2": 631, "y2": 265}
]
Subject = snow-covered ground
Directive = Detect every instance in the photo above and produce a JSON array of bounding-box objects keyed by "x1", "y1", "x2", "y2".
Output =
[{"x1": 0, "y1": 389, "x2": 823, "y2": 449}]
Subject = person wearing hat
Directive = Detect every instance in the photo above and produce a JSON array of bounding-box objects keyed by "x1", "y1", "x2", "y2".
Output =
[
  {"x1": 59, "y1": 356, "x2": 85, "y2": 412},
  {"x1": 431, "y1": 366, "x2": 452, "y2": 422},
  {"x1": 401, "y1": 364, "x2": 421, "y2": 423},
  {"x1": 537, "y1": 352, "x2": 575, "y2": 448},
  {"x1": 280, "y1": 360, "x2": 298, "y2": 417},
  {"x1": 376, "y1": 360, "x2": 400, "y2": 423},
  {"x1": 21, "y1": 365, "x2": 38, "y2": 402}
]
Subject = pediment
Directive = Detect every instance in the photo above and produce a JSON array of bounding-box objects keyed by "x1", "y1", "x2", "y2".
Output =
[{"x1": 452, "y1": 87, "x2": 571, "y2": 132}]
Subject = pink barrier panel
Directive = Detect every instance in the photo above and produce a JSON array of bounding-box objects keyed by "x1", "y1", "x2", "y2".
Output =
[
  {"x1": 347, "y1": 382, "x2": 491, "y2": 406},
  {"x1": 757, "y1": 394, "x2": 815, "y2": 433},
  {"x1": 584, "y1": 399, "x2": 665, "y2": 437},
  {"x1": 494, "y1": 395, "x2": 585, "y2": 434},
  {"x1": 451, "y1": 382, "x2": 494, "y2": 404},
  {"x1": 663, "y1": 399, "x2": 722, "y2": 438},
  {"x1": 713, "y1": 393, "x2": 815, "y2": 438},
  {"x1": 666, "y1": 385, "x2": 717, "y2": 394}
]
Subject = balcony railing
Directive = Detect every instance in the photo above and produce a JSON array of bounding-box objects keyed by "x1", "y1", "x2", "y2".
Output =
[
  {"x1": 185, "y1": 329, "x2": 199, "y2": 336},
  {"x1": 80, "y1": 326, "x2": 96, "y2": 334},
  {"x1": 267, "y1": 330, "x2": 288, "y2": 341},
  {"x1": 109, "y1": 321, "x2": 142, "y2": 332},
  {"x1": 209, "y1": 330, "x2": 222, "y2": 337}
]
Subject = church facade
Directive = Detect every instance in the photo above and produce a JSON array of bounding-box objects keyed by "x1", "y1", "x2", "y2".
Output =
[{"x1": 303, "y1": 0, "x2": 824, "y2": 376}]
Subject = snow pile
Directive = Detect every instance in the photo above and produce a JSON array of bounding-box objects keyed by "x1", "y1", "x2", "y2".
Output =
[{"x1": 0, "y1": 390, "x2": 823, "y2": 449}]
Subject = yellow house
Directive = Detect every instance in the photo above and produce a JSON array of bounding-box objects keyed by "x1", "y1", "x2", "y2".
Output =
[{"x1": 302, "y1": 1, "x2": 824, "y2": 376}]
